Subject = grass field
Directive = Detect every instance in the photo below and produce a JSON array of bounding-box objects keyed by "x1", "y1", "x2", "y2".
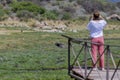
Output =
[{"x1": 0, "y1": 26, "x2": 119, "y2": 80}]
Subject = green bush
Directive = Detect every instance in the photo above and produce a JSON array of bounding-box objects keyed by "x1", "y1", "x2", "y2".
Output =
[
  {"x1": 0, "y1": 8, "x2": 8, "y2": 21},
  {"x1": 42, "y1": 10, "x2": 58, "y2": 20},
  {"x1": 10, "y1": 1, "x2": 46, "y2": 14},
  {"x1": 62, "y1": 12, "x2": 71, "y2": 20},
  {"x1": 16, "y1": 10, "x2": 34, "y2": 21},
  {"x1": 0, "y1": 9, "x2": 5, "y2": 17}
]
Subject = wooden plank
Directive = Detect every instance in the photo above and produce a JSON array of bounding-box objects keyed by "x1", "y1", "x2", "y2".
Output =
[
  {"x1": 72, "y1": 69, "x2": 94, "y2": 80},
  {"x1": 71, "y1": 68, "x2": 120, "y2": 80}
]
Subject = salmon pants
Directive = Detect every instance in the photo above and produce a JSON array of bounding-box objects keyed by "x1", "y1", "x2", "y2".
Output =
[{"x1": 91, "y1": 36, "x2": 104, "y2": 68}]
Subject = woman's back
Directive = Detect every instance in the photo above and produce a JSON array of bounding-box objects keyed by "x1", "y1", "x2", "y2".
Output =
[{"x1": 87, "y1": 19, "x2": 107, "y2": 38}]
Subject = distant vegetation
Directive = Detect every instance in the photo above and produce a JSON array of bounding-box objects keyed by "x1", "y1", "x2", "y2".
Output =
[
  {"x1": 10, "y1": 1, "x2": 46, "y2": 21},
  {"x1": 79, "y1": 0, "x2": 116, "y2": 13},
  {"x1": 0, "y1": 0, "x2": 119, "y2": 21},
  {"x1": 10, "y1": 1, "x2": 45, "y2": 14}
]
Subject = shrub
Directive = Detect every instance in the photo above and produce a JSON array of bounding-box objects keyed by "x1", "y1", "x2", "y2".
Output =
[
  {"x1": 102, "y1": 3, "x2": 116, "y2": 12},
  {"x1": 63, "y1": 6, "x2": 75, "y2": 13},
  {"x1": 0, "y1": 8, "x2": 8, "y2": 21},
  {"x1": 10, "y1": 1, "x2": 46, "y2": 14},
  {"x1": 77, "y1": 16, "x2": 87, "y2": 21},
  {"x1": 79, "y1": 0, "x2": 103, "y2": 13},
  {"x1": 16, "y1": 10, "x2": 34, "y2": 21},
  {"x1": 42, "y1": 10, "x2": 58, "y2": 20},
  {"x1": 6, "y1": 0, "x2": 13, "y2": 4},
  {"x1": 79, "y1": 0, "x2": 116, "y2": 13},
  {"x1": 62, "y1": 12, "x2": 71, "y2": 20}
]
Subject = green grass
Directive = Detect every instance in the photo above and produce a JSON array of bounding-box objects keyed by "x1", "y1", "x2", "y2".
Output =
[
  {"x1": 0, "y1": 31, "x2": 71, "y2": 80},
  {"x1": 0, "y1": 28, "x2": 119, "y2": 80}
]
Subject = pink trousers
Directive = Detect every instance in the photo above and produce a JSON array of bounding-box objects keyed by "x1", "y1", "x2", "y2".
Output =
[{"x1": 91, "y1": 36, "x2": 104, "y2": 68}]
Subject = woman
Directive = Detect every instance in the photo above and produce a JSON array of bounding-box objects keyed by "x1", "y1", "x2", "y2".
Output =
[{"x1": 87, "y1": 11, "x2": 107, "y2": 70}]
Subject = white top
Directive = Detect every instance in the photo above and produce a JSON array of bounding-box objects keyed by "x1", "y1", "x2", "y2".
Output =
[{"x1": 87, "y1": 20, "x2": 107, "y2": 38}]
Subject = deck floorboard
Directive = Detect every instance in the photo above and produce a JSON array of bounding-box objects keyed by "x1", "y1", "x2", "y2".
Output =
[{"x1": 72, "y1": 68, "x2": 120, "y2": 80}]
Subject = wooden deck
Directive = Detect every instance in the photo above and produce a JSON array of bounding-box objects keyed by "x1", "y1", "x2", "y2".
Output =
[{"x1": 71, "y1": 68, "x2": 120, "y2": 80}]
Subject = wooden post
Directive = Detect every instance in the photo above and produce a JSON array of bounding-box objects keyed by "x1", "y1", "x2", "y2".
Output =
[
  {"x1": 106, "y1": 45, "x2": 110, "y2": 80},
  {"x1": 84, "y1": 42, "x2": 88, "y2": 78},
  {"x1": 68, "y1": 38, "x2": 71, "y2": 75}
]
